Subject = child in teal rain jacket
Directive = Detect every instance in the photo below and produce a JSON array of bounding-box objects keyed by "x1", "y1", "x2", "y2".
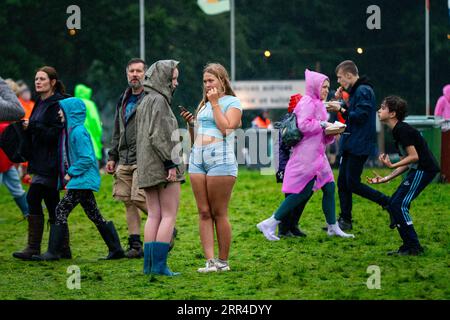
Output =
[{"x1": 32, "y1": 97, "x2": 124, "y2": 261}]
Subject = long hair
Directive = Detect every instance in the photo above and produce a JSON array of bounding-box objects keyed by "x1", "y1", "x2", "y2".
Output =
[
  {"x1": 37, "y1": 66, "x2": 66, "y2": 95},
  {"x1": 195, "y1": 63, "x2": 236, "y2": 116}
]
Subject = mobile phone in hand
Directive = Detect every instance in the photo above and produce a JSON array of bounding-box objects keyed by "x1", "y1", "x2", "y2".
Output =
[{"x1": 178, "y1": 105, "x2": 188, "y2": 113}]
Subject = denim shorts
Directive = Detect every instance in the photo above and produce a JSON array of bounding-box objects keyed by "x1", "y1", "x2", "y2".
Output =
[{"x1": 188, "y1": 141, "x2": 238, "y2": 177}]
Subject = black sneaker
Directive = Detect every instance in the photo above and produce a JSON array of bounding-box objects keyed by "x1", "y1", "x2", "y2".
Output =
[
  {"x1": 278, "y1": 223, "x2": 292, "y2": 237},
  {"x1": 338, "y1": 217, "x2": 352, "y2": 231},
  {"x1": 387, "y1": 245, "x2": 424, "y2": 256},
  {"x1": 290, "y1": 226, "x2": 307, "y2": 237},
  {"x1": 278, "y1": 230, "x2": 294, "y2": 238}
]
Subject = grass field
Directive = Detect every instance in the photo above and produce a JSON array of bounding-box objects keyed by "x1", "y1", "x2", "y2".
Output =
[{"x1": 0, "y1": 168, "x2": 449, "y2": 300}]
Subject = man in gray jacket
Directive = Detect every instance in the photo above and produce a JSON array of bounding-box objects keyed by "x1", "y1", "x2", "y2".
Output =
[
  {"x1": 106, "y1": 58, "x2": 176, "y2": 258},
  {"x1": 0, "y1": 77, "x2": 25, "y2": 121}
]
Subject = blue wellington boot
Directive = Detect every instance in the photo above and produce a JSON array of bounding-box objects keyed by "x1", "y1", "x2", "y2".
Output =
[
  {"x1": 150, "y1": 242, "x2": 180, "y2": 276},
  {"x1": 143, "y1": 242, "x2": 153, "y2": 274}
]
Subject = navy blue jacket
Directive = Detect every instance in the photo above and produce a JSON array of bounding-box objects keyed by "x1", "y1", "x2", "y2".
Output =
[{"x1": 339, "y1": 77, "x2": 377, "y2": 156}]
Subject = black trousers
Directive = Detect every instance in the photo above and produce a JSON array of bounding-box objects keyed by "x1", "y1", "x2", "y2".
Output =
[
  {"x1": 27, "y1": 183, "x2": 60, "y2": 224},
  {"x1": 337, "y1": 152, "x2": 390, "y2": 222}
]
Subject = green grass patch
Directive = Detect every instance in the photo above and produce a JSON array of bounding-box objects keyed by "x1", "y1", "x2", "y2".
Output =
[{"x1": 0, "y1": 169, "x2": 449, "y2": 300}]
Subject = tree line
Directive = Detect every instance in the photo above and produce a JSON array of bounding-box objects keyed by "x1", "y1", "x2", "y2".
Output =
[{"x1": 1, "y1": 0, "x2": 448, "y2": 144}]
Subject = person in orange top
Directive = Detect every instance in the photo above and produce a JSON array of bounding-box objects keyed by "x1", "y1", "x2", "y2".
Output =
[{"x1": 252, "y1": 109, "x2": 273, "y2": 129}]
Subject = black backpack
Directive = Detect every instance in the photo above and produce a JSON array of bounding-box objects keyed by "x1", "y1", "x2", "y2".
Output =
[
  {"x1": 0, "y1": 122, "x2": 29, "y2": 163},
  {"x1": 273, "y1": 112, "x2": 303, "y2": 147}
]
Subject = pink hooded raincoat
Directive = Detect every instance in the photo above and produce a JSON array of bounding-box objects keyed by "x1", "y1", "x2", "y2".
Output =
[
  {"x1": 282, "y1": 69, "x2": 335, "y2": 194},
  {"x1": 434, "y1": 84, "x2": 450, "y2": 120}
]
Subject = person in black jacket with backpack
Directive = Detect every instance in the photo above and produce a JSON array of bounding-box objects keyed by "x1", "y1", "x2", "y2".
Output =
[
  {"x1": 13, "y1": 66, "x2": 71, "y2": 260},
  {"x1": 275, "y1": 94, "x2": 310, "y2": 237}
]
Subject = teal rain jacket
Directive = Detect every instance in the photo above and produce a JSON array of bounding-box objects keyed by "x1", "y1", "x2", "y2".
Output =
[{"x1": 60, "y1": 97, "x2": 101, "y2": 192}]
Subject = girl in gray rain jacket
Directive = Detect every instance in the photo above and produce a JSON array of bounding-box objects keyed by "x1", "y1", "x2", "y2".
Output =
[{"x1": 136, "y1": 60, "x2": 184, "y2": 276}]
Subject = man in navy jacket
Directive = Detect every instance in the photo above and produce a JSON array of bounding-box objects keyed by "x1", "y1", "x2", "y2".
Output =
[{"x1": 327, "y1": 60, "x2": 389, "y2": 230}]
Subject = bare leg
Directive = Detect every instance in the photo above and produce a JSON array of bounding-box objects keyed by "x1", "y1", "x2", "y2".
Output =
[
  {"x1": 125, "y1": 202, "x2": 141, "y2": 235},
  {"x1": 143, "y1": 188, "x2": 161, "y2": 242},
  {"x1": 206, "y1": 176, "x2": 236, "y2": 261},
  {"x1": 155, "y1": 182, "x2": 180, "y2": 243},
  {"x1": 190, "y1": 174, "x2": 215, "y2": 260}
]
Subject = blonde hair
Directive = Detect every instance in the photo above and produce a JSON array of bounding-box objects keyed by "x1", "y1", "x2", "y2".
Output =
[
  {"x1": 195, "y1": 63, "x2": 236, "y2": 116},
  {"x1": 5, "y1": 78, "x2": 20, "y2": 96}
]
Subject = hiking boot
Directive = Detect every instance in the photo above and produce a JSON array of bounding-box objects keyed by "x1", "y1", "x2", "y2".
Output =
[
  {"x1": 214, "y1": 259, "x2": 230, "y2": 272},
  {"x1": 197, "y1": 259, "x2": 217, "y2": 273},
  {"x1": 338, "y1": 217, "x2": 352, "y2": 231},
  {"x1": 125, "y1": 236, "x2": 143, "y2": 259}
]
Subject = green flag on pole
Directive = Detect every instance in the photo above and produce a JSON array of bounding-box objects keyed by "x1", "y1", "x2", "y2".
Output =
[{"x1": 197, "y1": 0, "x2": 230, "y2": 15}]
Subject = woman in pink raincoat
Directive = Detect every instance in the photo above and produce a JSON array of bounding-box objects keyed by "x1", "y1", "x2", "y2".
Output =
[{"x1": 257, "y1": 69, "x2": 354, "y2": 241}]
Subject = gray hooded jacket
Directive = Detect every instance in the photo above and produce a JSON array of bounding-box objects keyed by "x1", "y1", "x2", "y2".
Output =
[{"x1": 136, "y1": 60, "x2": 185, "y2": 188}]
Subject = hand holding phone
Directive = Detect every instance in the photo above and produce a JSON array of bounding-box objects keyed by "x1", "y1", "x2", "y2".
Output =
[
  {"x1": 178, "y1": 106, "x2": 194, "y2": 125},
  {"x1": 178, "y1": 105, "x2": 188, "y2": 113}
]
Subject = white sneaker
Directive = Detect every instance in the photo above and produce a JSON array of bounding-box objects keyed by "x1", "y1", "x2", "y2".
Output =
[
  {"x1": 257, "y1": 215, "x2": 281, "y2": 241},
  {"x1": 214, "y1": 259, "x2": 230, "y2": 272},
  {"x1": 197, "y1": 259, "x2": 217, "y2": 273},
  {"x1": 327, "y1": 223, "x2": 355, "y2": 238}
]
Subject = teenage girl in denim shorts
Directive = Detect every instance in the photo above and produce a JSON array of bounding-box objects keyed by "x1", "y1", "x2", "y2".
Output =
[{"x1": 180, "y1": 63, "x2": 242, "y2": 273}]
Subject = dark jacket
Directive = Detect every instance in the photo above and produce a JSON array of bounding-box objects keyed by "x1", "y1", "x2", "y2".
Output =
[
  {"x1": 26, "y1": 92, "x2": 66, "y2": 178},
  {"x1": 339, "y1": 77, "x2": 377, "y2": 156},
  {"x1": 108, "y1": 87, "x2": 145, "y2": 165}
]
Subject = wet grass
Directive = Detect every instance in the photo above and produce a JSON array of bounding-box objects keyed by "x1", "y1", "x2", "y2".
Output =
[{"x1": 0, "y1": 169, "x2": 449, "y2": 300}]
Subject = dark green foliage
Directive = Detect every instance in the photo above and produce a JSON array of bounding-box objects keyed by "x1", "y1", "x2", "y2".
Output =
[{"x1": 0, "y1": 1, "x2": 448, "y2": 143}]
